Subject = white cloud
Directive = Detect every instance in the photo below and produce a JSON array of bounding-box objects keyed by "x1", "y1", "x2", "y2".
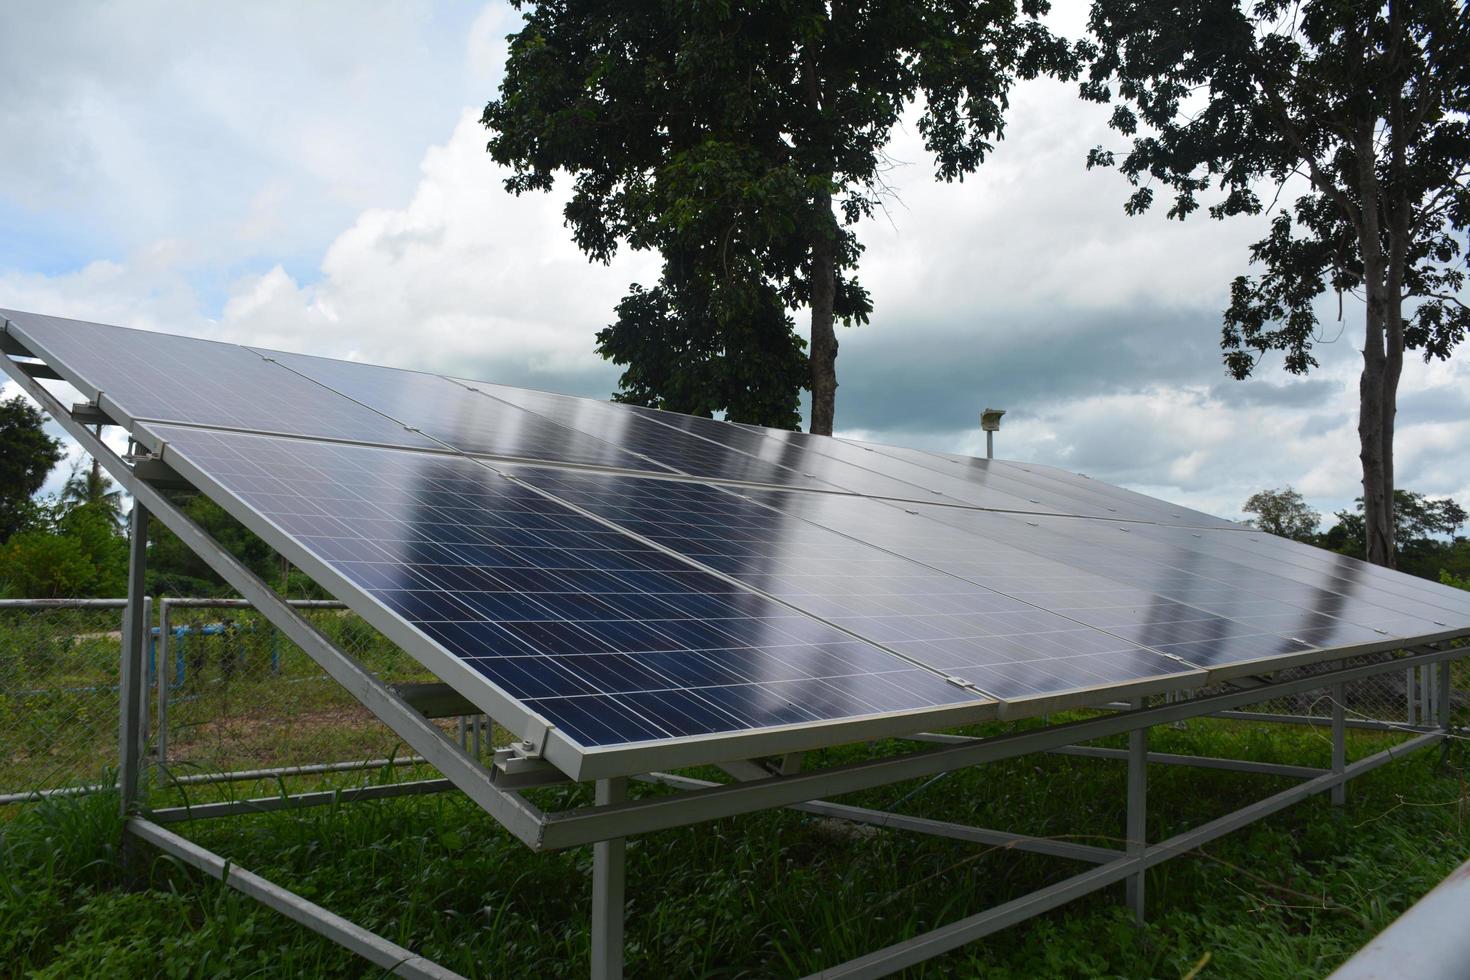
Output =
[{"x1": 1, "y1": 1, "x2": 1466, "y2": 531}]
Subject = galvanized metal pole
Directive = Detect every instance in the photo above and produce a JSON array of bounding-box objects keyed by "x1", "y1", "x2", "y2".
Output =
[
  {"x1": 986, "y1": 431, "x2": 994, "y2": 460},
  {"x1": 1330, "y1": 681, "x2": 1346, "y2": 807},
  {"x1": 156, "y1": 600, "x2": 171, "y2": 779},
  {"x1": 1437, "y1": 660, "x2": 1452, "y2": 730},
  {"x1": 592, "y1": 776, "x2": 628, "y2": 980},
  {"x1": 1125, "y1": 701, "x2": 1147, "y2": 925},
  {"x1": 118, "y1": 504, "x2": 150, "y2": 815}
]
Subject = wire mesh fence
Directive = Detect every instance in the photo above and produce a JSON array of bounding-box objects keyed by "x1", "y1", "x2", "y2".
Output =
[
  {"x1": 0, "y1": 599, "x2": 133, "y2": 801},
  {"x1": 154, "y1": 598, "x2": 439, "y2": 783},
  {"x1": 2, "y1": 594, "x2": 1462, "y2": 804}
]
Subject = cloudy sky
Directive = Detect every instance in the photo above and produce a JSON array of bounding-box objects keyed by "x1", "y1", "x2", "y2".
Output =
[{"x1": 2, "y1": 1, "x2": 1466, "y2": 525}]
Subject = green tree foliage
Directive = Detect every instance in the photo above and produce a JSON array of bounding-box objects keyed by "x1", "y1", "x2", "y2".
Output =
[
  {"x1": 600, "y1": 256, "x2": 809, "y2": 428},
  {"x1": 0, "y1": 501, "x2": 128, "y2": 598},
  {"x1": 0, "y1": 394, "x2": 64, "y2": 542},
  {"x1": 60, "y1": 458, "x2": 125, "y2": 530},
  {"x1": 484, "y1": 0, "x2": 1077, "y2": 433},
  {"x1": 1324, "y1": 489, "x2": 1468, "y2": 580},
  {"x1": 1082, "y1": 0, "x2": 1470, "y2": 567},
  {"x1": 145, "y1": 494, "x2": 293, "y2": 597},
  {"x1": 1241, "y1": 486, "x2": 1321, "y2": 541}
]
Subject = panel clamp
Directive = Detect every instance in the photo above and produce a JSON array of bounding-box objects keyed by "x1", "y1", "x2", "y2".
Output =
[{"x1": 515, "y1": 719, "x2": 554, "y2": 760}]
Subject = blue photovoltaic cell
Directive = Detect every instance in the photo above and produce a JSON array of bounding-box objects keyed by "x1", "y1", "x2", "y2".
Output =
[
  {"x1": 256, "y1": 347, "x2": 670, "y2": 473},
  {"x1": 509, "y1": 467, "x2": 1203, "y2": 703},
  {"x1": 1, "y1": 310, "x2": 440, "y2": 450},
  {"x1": 144, "y1": 424, "x2": 987, "y2": 748}
]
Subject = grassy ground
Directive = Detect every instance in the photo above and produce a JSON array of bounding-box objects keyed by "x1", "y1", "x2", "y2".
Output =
[{"x1": 2, "y1": 715, "x2": 1467, "y2": 979}]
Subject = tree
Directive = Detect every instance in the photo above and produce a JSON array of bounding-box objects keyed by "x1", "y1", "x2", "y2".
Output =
[
  {"x1": 0, "y1": 499, "x2": 128, "y2": 599},
  {"x1": 60, "y1": 458, "x2": 125, "y2": 529},
  {"x1": 1326, "y1": 488, "x2": 1467, "y2": 579},
  {"x1": 485, "y1": 0, "x2": 1077, "y2": 433},
  {"x1": 1242, "y1": 486, "x2": 1321, "y2": 541},
  {"x1": 1082, "y1": 0, "x2": 1470, "y2": 567},
  {"x1": 0, "y1": 394, "x2": 64, "y2": 542},
  {"x1": 597, "y1": 253, "x2": 809, "y2": 427}
]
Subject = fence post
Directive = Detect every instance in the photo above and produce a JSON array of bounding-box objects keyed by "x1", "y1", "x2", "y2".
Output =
[
  {"x1": 156, "y1": 599, "x2": 172, "y2": 780},
  {"x1": 118, "y1": 505, "x2": 150, "y2": 816},
  {"x1": 1125, "y1": 698, "x2": 1147, "y2": 925},
  {"x1": 1331, "y1": 680, "x2": 1347, "y2": 806}
]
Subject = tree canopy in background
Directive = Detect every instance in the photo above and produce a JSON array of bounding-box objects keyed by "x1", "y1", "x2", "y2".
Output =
[
  {"x1": 1242, "y1": 486, "x2": 1321, "y2": 541},
  {"x1": 0, "y1": 394, "x2": 63, "y2": 543},
  {"x1": 484, "y1": 0, "x2": 1077, "y2": 433},
  {"x1": 1326, "y1": 488, "x2": 1469, "y2": 581},
  {"x1": 1083, "y1": 0, "x2": 1470, "y2": 567}
]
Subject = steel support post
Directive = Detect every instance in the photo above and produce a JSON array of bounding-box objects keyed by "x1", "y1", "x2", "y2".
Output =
[
  {"x1": 1330, "y1": 681, "x2": 1347, "y2": 807},
  {"x1": 592, "y1": 777, "x2": 628, "y2": 980},
  {"x1": 1124, "y1": 701, "x2": 1147, "y2": 924},
  {"x1": 1437, "y1": 660, "x2": 1452, "y2": 730},
  {"x1": 118, "y1": 505, "x2": 150, "y2": 816},
  {"x1": 156, "y1": 599, "x2": 172, "y2": 778}
]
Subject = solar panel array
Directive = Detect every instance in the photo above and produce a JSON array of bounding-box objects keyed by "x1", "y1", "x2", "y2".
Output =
[{"x1": 5, "y1": 308, "x2": 1468, "y2": 778}]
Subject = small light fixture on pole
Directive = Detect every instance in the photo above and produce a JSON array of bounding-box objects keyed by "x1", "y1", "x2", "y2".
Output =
[{"x1": 980, "y1": 408, "x2": 1005, "y2": 460}]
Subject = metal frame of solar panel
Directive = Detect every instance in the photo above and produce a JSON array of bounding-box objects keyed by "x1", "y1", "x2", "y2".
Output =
[{"x1": 3, "y1": 309, "x2": 1467, "y2": 980}]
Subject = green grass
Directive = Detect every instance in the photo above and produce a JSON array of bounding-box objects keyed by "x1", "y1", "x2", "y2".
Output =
[{"x1": 3, "y1": 717, "x2": 1467, "y2": 979}]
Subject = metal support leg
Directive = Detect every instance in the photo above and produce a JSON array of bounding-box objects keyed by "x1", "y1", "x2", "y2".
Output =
[
  {"x1": 1438, "y1": 660, "x2": 1453, "y2": 730},
  {"x1": 156, "y1": 601, "x2": 171, "y2": 779},
  {"x1": 592, "y1": 777, "x2": 628, "y2": 980},
  {"x1": 1125, "y1": 702, "x2": 1147, "y2": 925},
  {"x1": 1331, "y1": 682, "x2": 1346, "y2": 807},
  {"x1": 118, "y1": 504, "x2": 150, "y2": 816}
]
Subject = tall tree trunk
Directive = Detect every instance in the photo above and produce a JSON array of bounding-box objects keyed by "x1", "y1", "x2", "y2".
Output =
[
  {"x1": 1353, "y1": 121, "x2": 1396, "y2": 569},
  {"x1": 1352, "y1": 332, "x2": 1387, "y2": 567},
  {"x1": 1359, "y1": 280, "x2": 1395, "y2": 568},
  {"x1": 808, "y1": 187, "x2": 838, "y2": 436}
]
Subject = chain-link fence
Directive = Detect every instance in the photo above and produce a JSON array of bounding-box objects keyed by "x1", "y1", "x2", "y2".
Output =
[
  {"x1": 3, "y1": 594, "x2": 1462, "y2": 804},
  {"x1": 1201, "y1": 649, "x2": 1468, "y2": 730},
  {"x1": 1, "y1": 596, "x2": 497, "y2": 804},
  {"x1": 154, "y1": 598, "x2": 443, "y2": 783},
  {"x1": 0, "y1": 599, "x2": 137, "y2": 802}
]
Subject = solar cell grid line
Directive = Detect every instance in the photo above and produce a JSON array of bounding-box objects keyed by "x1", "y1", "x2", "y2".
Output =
[
  {"x1": 842, "y1": 436, "x2": 1240, "y2": 529},
  {"x1": 628, "y1": 404, "x2": 1117, "y2": 518},
  {"x1": 506, "y1": 466, "x2": 1210, "y2": 710},
  {"x1": 900, "y1": 503, "x2": 1467, "y2": 672},
  {"x1": 0, "y1": 310, "x2": 441, "y2": 451},
  {"x1": 139, "y1": 423, "x2": 992, "y2": 771},
  {"x1": 453, "y1": 379, "x2": 850, "y2": 492},
  {"x1": 249, "y1": 346, "x2": 675, "y2": 475}
]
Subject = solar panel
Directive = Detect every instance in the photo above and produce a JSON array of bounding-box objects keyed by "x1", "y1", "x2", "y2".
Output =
[
  {"x1": 6, "y1": 310, "x2": 1467, "y2": 779},
  {"x1": 254, "y1": 347, "x2": 672, "y2": 474},
  {"x1": 890, "y1": 504, "x2": 1461, "y2": 669},
  {"x1": 634, "y1": 406, "x2": 1085, "y2": 515},
  {"x1": 140, "y1": 423, "x2": 992, "y2": 753},
  {"x1": 844, "y1": 438, "x2": 1241, "y2": 529},
  {"x1": 461, "y1": 381, "x2": 843, "y2": 491},
  {"x1": 467, "y1": 379, "x2": 1009, "y2": 504},
  {"x1": 507, "y1": 467, "x2": 1206, "y2": 705},
  {"x1": 1, "y1": 310, "x2": 440, "y2": 451}
]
